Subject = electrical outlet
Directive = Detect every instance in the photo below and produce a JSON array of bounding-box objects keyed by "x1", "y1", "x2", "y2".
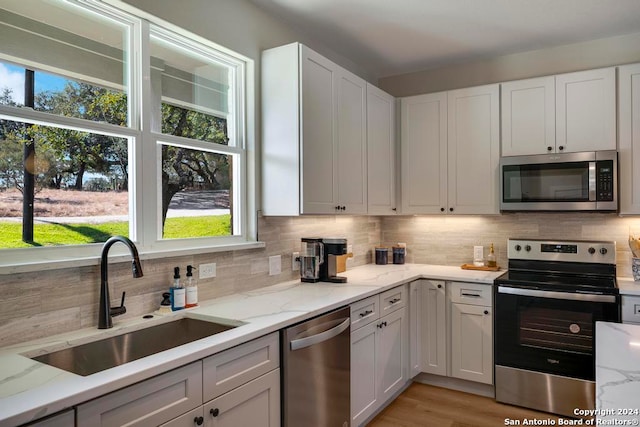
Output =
[
  {"x1": 200, "y1": 262, "x2": 216, "y2": 279},
  {"x1": 269, "y1": 255, "x2": 281, "y2": 276},
  {"x1": 292, "y1": 252, "x2": 300, "y2": 271}
]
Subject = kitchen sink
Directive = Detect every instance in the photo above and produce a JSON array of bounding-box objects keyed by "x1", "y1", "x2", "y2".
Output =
[{"x1": 31, "y1": 317, "x2": 238, "y2": 376}]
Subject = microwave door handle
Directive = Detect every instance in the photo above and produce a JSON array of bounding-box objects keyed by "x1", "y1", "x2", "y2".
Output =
[{"x1": 589, "y1": 161, "x2": 596, "y2": 201}]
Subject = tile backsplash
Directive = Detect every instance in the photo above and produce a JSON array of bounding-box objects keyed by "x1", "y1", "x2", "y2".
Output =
[{"x1": 1, "y1": 212, "x2": 639, "y2": 346}]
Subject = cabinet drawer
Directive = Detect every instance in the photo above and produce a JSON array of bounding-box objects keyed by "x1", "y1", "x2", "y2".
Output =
[
  {"x1": 203, "y1": 332, "x2": 279, "y2": 401},
  {"x1": 76, "y1": 361, "x2": 202, "y2": 427},
  {"x1": 449, "y1": 282, "x2": 492, "y2": 306},
  {"x1": 380, "y1": 285, "x2": 407, "y2": 316},
  {"x1": 350, "y1": 295, "x2": 380, "y2": 330},
  {"x1": 622, "y1": 295, "x2": 640, "y2": 324}
]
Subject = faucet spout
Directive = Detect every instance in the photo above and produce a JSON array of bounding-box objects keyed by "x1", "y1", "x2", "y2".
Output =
[{"x1": 99, "y1": 236, "x2": 144, "y2": 329}]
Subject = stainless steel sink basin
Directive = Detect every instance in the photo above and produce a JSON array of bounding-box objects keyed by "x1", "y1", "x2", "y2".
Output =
[{"x1": 31, "y1": 317, "x2": 237, "y2": 376}]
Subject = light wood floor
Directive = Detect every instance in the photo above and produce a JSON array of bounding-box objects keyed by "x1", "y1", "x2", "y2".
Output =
[{"x1": 367, "y1": 383, "x2": 565, "y2": 427}]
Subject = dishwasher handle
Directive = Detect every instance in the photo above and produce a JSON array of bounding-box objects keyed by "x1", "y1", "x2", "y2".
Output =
[{"x1": 290, "y1": 317, "x2": 350, "y2": 351}]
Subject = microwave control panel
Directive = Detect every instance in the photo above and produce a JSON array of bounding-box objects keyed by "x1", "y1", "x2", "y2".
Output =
[{"x1": 596, "y1": 160, "x2": 614, "y2": 201}]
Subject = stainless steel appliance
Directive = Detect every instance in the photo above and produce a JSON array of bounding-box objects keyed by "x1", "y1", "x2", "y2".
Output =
[
  {"x1": 321, "y1": 238, "x2": 348, "y2": 283},
  {"x1": 494, "y1": 239, "x2": 620, "y2": 417},
  {"x1": 281, "y1": 306, "x2": 351, "y2": 427},
  {"x1": 500, "y1": 150, "x2": 617, "y2": 211},
  {"x1": 300, "y1": 237, "x2": 324, "y2": 282}
]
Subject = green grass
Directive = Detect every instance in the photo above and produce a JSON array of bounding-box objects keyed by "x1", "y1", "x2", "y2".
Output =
[{"x1": 0, "y1": 215, "x2": 231, "y2": 248}]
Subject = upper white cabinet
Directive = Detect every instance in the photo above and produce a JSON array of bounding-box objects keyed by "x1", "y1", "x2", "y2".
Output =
[
  {"x1": 262, "y1": 42, "x2": 367, "y2": 215},
  {"x1": 401, "y1": 85, "x2": 499, "y2": 215},
  {"x1": 367, "y1": 83, "x2": 397, "y2": 215},
  {"x1": 501, "y1": 76, "x2": 555, "y2": 156},
  {"x1": 556, "y1": 68, "x2": 616, "y2": 153},
  {"x1": 501, "y1": 68, "x2": 616, "y2": 156},
  {"x1": 619, "y1": 63, "x2": 640, "y2": 215}
]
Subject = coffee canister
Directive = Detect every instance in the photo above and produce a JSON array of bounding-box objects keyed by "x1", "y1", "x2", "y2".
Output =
[
  {"x1": 392, "y1": 246, "x2": 406, "y2": 264},
  {"x1": 375, "y1": 247, "x2": 388, "y2": 265}
]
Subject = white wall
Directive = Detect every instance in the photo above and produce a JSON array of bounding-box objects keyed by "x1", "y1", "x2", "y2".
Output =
[{"x1": 379, "y1": 31, "x2": 640, "y2": 96}]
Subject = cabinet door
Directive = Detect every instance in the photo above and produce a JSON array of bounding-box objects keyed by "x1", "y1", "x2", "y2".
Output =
[
  {"x1": 367, "y1": 83, "x2": 396, "y2": 215},
  {"x1": 203, "y1": 369, "x2": 280, "y2": 427},
  {"x1": 336, "y1": 68, "x2": 368, "y2": 214},
  {"x1": 351, "y1": 321, "x2": 378, "y2": 426},
  {"x1": 159, "y1": 407, "x2": 204, "y2": 427},
  {"x1": 77, "y1": 362, "x2": 203, "y2": 427},
  {"x1": 300, "y1": 45, "x2": 338, "y2": 214},
  {"x1": 408, "y1": 281, "x2": 422, "y2": 378},
  {"x1": 619, "y1": 63, "x2": 640, "y2": 215},
  {"x1": 450, "y1": 303, "x2": 493, "y2": 385},
  {"x1": 377, "y1": 307, "x2": 407, "y2": 403},
  {"x1": 400, "y1": 92, "x2": 448, "y2": 214},
  {"x1": 420, "y1": 280, "x2": 447, "y2": 376},
  {"x1": 501, "y1": 76, "x2": 555, "y2": 156},
  {"x1": 447, "y1": 84, "x2": 500, "y2": 215},
  {"x1": 556, "y1": 67, "x2": 616, "y2": 153}
]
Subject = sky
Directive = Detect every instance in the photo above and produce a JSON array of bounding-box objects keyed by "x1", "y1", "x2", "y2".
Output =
[{"x1": 0, "y1": 61, "x2": 69, "y2": 104}]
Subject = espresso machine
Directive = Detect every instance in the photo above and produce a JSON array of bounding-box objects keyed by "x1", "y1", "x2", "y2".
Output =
[
  {"x1": 320, "y1": 238, "x2": 348, "y2": 283},
  {"x1": 299, "y1": 238, "x2": 323, "y2": 282}
]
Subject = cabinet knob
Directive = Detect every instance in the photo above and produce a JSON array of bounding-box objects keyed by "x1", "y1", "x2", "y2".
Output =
[
  {"x1": 484, "y1": 310, "x2": 489, "y2": 315},
  {"x1": 335, "y1": 206, "x2": 340, "y2": 210},
  {"x1": 437, "y1": 284, "x2": 442, "y2": 289},
  {"x1": 449, "y1": 207, "x2": 454, "y2": 212},
  {"x1": 392, "y1": 208, "x2": 397, "y2": 211},
  {"x1": 558, "y1": 145, "x2": 564, "y2": 151},
  {"x1": 210, "y1": 408, "x2": 220, "y2": 417},
  {"x1": 547, "y1": 146, "x2": 553, "y2": 151},
  {"x1": 440, "y1": 208, "x2": 445, "y2": 212},
  {"x1": 194, "y1": 416, "x2": 204, "y2": 426}
]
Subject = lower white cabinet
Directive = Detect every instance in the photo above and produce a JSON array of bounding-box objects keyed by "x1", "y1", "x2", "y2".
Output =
[
  {"x1": 23, "y1": 410, "x2": 74, "y2": 427},
  {"x1": 77, "y1": 332, "x2": 280, "y2": 427},
  {"x1": 622, "y1": 295, "x2": 640, "y2": 324},
  {"x1": 413, "y1": 280, "x2": 494, "y2": 386},
  {"x1": 351, "y1": 285, "x2": 408, "y2": 426}
]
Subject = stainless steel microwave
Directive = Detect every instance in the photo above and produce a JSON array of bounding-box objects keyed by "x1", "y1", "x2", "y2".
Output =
[{"x1": 500, "y1": 150, "x2": 617, "y2": 211}]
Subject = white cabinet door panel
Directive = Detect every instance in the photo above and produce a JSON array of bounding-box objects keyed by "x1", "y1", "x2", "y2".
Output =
[
  {"x1": 619, "y1": 63, "x2": 640, "y2": 215},
  {"x1": 351, "y1": 321, "x2": 378, "y2": 426},
  {"x1": 377, "y1": 308, "x2": 407, "y2": 402},
  {"x1": 367, "y1": 84, "x2": 396, "y2": 214},
  {"x1": 420, "y1": 280, "x2": 447, "y2": 376},
  {"x1": 450, "y1": 303, "x2": 493, "y2": 385}
]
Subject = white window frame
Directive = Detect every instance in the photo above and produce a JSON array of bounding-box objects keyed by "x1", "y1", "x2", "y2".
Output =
[{"x1": 0, "y1": 0, "x2": 260, "y2": 273}]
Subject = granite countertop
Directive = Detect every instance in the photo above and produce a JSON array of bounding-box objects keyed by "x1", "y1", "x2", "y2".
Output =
[
  {"x1": 596, "y1": 321, "x2": 640, "y2": 424},
  {"x1": 0, "y1": 263, "x2": 503, "y2": 427}
]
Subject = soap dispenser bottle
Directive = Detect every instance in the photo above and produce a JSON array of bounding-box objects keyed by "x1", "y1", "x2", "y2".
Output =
[
  {"x1": 170, "y1": 267, "x2": 186, "y2": 311},
  {"x1": 185, "y1": 264, "x2": 198, "y2": 308}
]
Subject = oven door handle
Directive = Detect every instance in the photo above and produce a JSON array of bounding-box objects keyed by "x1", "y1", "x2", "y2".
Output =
[{"x1": 497, "y1": 286, "x2": 617, "y2": 303}]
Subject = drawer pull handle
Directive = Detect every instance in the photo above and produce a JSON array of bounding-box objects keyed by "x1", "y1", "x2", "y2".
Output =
[
  {"x1": 210, "y1": 408, "x2": 220, "y2": 417},
  {"x1": 461, "y1": 293, "x2": 481, "y2": 298},
  {"x1": 194, "y1": 416, "x2": 204, "y2": 426},
  {"x1": 377, "y1": 321, "x2": 387, "y2": 328},
  {"x1": 389, "y1": 298, "x2": 400, "y2": 304},
  {"x1": 360, "y1": 310, "x2": 373, "y2": 317}
]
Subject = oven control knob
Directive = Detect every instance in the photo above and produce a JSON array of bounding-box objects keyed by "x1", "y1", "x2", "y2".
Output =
[
  {"x1": 588, "y1": 247, "x2": 596, "y2": 255},
  {"x1": 514, "y1": 244, "x2": 522, "y2": 251},
  {"x1": 600, "y1": 248, "x2": 608, "y2": 255},
  {"x1": 525, "y1": 245, "x2": 531, "y2": 252}
]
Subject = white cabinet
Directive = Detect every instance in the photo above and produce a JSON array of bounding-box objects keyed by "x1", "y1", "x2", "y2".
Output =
[
  {"x1": 501, "y1": 76, "x2": 555, "y2": 156},
  {"x1": 449, "y1": 282, "x2": 493, "y2": 385},
  {"x1": 77, "y1": 333, "x2": 280, "y2": 427},
  {"x1": 367, "y1": 83, "x2": 397, "y2": 215},
  {"x1": 419, "y1": 279, "x2": 447, "y2": 376},
  {"x1": 619, "y1": 63, "x2": 640, "y2": 215},
  {"x1": 351, "y1": 285, "x2": 408, "y2": 426},
  {"x1": 262, "y1": 42, "x2": 367, "y2": 215},
  {"x1": 556, "y1": 67, "x2": 616, "y2": 153},
  {"x1": 501, "y1": 68, "x2": 615, "y2": 156},
  {"x1": 400, "y1": 85, "x2": 499, "y2": 215},
  {"x1": 622, "y1": 295, "x2": 640, "y2": 324},
  {"x1": 24, "y1": 410, "x2": 74, "y2": 427},
  {"x1": 77, "y1": 361, "x2": 203, "y2": 427}
]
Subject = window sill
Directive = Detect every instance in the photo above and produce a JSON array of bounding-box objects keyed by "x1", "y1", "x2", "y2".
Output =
[{"x1": 0, "y1": 241, "x2": 266, "y2": 275}]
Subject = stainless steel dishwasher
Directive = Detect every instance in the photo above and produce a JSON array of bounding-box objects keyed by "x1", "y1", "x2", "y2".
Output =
[{"x1": 282, "y1": 306, "x2": 351, "y2": 427}]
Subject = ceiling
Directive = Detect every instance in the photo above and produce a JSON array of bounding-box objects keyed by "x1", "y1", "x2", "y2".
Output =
[{"x1": 249, "y1": 0, "x2": 640, "y2": 78}]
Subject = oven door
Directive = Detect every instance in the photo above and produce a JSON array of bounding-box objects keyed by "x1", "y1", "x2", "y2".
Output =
[{"x1": 495, "y1": 285, "x2": 620, "y2": 380}]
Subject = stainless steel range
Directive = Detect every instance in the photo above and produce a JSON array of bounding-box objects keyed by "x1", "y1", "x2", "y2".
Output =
[{"x1": 494, "y1": 238, "x2": 620, "y2": 417}]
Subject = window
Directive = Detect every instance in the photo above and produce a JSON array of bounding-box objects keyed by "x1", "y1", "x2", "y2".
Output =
[{"x1": 0, "y1": 0, "x2": 256, "y2": 268}]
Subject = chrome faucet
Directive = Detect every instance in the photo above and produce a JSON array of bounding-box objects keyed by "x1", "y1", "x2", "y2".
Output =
[{"x1": 99, "y1": 236, "x2": 144, "y2": 329}]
